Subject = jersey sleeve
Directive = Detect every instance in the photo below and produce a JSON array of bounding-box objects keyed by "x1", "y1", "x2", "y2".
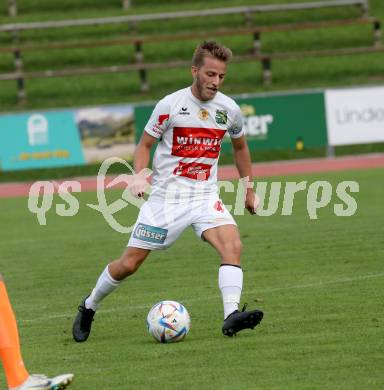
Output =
[
  {"x1": 144, "y1": 99, "x2": 171, "y2": 139},
  {"x1": 227, "y1": 104, "x2": 244, "y2": 139}
]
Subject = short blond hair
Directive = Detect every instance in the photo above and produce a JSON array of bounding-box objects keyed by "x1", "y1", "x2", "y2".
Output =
[{"x1": 192, "y1": 41, "x2": 232, "y2": 67}]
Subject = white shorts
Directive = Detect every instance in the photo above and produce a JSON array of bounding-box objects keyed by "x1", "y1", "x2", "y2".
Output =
[{"x1": 127, "y1": 195, "x2": 236, "y2": 250}]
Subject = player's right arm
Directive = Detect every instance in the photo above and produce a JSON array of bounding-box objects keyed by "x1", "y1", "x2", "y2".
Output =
[
  {"x1": 131, "y1": 97, "x2": 170, "y2": 197},
  {"x1": 129, "y1": 132, "x2": 157, "y2": 198},
  {"x1": 134, "y1": 131, "x2": 157, "y2": 174},
  {"x1": 134, "y1": 95, "x2": 170, "y2": 173}
]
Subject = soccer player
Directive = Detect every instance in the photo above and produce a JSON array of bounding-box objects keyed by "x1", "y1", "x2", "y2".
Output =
[
  {"x1": 0, "y1": 274, "x2": 74, "y2": 390},
  {"x1": 72, "y1": 41, "x2": 263, "y2": 342}
]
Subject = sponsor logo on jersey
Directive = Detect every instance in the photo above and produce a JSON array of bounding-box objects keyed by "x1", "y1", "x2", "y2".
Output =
[
  {"x1": 228, "y1": 125, "x2": 242, "y2": 137},
  {"x1": 215, "y1": 110, "x2": 228, "y2": 125},
  {"x1": 152, "y1": 114, "x2": 170, "y2": 136},
  {"x1": 173, "y1": 161, "x2": 212, "y2": 181},
  {"x1": 158, "y1": 114, "x2": 170, "y2": 125},
  {"x1": 172, "y1": 127, "x2": 226, "y2": 158},
  {"x1": 151, "y1": 126, "x2": 163, "y2": 136},
  {"x1": 133, "y1": 223, "x2": 168, "y2": 244},
  {"x1": 198, "y1": 108, "x2": 209, "y2": 120},
  {"x1": 179, "y1": 107, "x2": 190, "y2": 115}
]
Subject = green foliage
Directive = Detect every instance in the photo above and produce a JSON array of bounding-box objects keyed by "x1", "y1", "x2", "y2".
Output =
[{"x1": 0, "y1": 168, "x2": 383, "y2": 389}]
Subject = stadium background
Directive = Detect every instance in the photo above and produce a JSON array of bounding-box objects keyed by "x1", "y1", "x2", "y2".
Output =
[{"x1": 1, "y1": 0, "x2": 383, "y2": 389}]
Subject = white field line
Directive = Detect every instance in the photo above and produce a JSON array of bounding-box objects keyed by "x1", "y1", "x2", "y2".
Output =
[{"x1": 20, "y1": 271, "x2": 384, "y2": 324}]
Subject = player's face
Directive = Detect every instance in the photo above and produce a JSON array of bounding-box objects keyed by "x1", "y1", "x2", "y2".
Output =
[{"x1": 191, "y1": 56, "x2": 227, "y2": 101}]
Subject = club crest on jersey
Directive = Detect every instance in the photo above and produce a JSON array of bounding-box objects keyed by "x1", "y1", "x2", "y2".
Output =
[
  {"x1": 198, "y1": 108, "x2": 209, "y2": 120},
  {"x1": 215, "y1": 110, "x2": 228, "y2": 125}
]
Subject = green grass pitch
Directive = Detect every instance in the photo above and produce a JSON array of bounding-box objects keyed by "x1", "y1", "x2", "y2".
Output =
[{"x1": 0, "y1": 168, "x2": 383, "y2": 389}]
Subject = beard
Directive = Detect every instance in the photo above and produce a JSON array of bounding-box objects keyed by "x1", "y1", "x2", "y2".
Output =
[{"x1": 195, "y1": 76, "x2": 216, "y2": 101}]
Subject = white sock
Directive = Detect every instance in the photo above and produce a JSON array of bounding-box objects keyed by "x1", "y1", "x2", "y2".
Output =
[
  {"x1": 85, "y1": 265, "x2": 120, "y2": 311},
  {"x1": 218, "y1": 264, "x2": 243, "y2": 319}
]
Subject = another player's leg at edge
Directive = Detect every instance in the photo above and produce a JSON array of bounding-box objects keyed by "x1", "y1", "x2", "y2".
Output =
[
  {"x1": 0, "y1": 274, "x2": 74, "y2": 390},
  {"x1": 72, "y1": 224, "x2": 263, "y2": 342}
]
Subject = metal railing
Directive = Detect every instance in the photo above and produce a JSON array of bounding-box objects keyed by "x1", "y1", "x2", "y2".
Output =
[{"x1": 1, "y1": 0, "x2": 377, "y2": 104}]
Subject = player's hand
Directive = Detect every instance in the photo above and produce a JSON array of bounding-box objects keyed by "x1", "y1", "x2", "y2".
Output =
[
  {"x1": 245, "y1": 190, "x2": 260, "y2": 215},
  {"x1": 129, "y1": 169, "x2": 151, "y2": 198}
]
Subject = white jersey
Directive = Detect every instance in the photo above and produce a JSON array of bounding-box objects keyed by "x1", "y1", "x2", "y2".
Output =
[{"x1": 144, "y1": 87, "x2": 244, "y2": 201}]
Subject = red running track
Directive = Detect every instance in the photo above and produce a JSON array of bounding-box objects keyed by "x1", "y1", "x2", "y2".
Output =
[{"x1": 1, "y1": 154, "x2": 384, "y2": 199}]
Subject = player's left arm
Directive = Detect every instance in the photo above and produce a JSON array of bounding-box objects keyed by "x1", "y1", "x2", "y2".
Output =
[{"x1": 231, "y1": 135, "x2": 259, "y2": 215}]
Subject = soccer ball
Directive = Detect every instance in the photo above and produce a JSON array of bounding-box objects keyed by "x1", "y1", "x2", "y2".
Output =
[{"x1": 147, "y1": 300, "x2": 191, "y2": 343}]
